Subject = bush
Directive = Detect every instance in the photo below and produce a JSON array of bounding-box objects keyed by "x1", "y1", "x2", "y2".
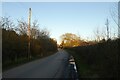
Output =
[
  {"x1": 2, "y1": 29, "x2": 58, "y2": 71},
  {"x1": 66, "y1": 39, "x2": 119, "y2": 78}
]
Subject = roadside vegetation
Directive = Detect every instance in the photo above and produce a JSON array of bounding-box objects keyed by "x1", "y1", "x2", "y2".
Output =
[
  {"x1": 65, "y1": 39, "x2": 119, "y2": 79},
  {"x1": 1, "y1": 17, "x2": 58, "y2": 71}
]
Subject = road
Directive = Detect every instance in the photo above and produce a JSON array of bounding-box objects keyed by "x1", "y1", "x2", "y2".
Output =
[{"x1": 2, "y1": 50, "x2": 70, "y2": 78}]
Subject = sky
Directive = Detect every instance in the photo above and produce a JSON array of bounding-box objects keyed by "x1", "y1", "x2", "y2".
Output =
[{"x1": 2, "y1": 2, "x2": 118, "y2": 44}]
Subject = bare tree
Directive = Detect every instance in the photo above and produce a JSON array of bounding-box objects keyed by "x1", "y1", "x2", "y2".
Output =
[
  {"x1": 110, "y1": 2, "x2": 120, "y2": 38},
  {"x1": 16, "y1": 19, "x2": 28, "y2": 35},
  {"x1": 16, "y1": 19, "x2": 40, "y2": 38},
  {"x1": 94, "y1": 27, "x2": 101, "y2": 42},
  {"x1": 101, "y1": 27, "x2": 106, "y2": 40},
  {"x1": 0, "y1": 16, "x2": 15, "y2": 30},
  {"x1": 38, "y1": 28, "x2": 50, "y2": 39},
  {"x1": 31, "y1": 20, "x2": 39, "y2": 39}
]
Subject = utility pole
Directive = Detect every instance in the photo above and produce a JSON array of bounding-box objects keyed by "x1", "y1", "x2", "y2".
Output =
[
  {"x1": 105, "y1": 18, "x2": 109, "y2": 40},
  {"x1": 28, "y1": 8, "x2": 31, "y2": 59}
]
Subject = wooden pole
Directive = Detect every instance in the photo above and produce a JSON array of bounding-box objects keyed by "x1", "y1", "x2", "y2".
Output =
[{"x1": 28, "y1": 8, "x2": 31, "y2": 59}]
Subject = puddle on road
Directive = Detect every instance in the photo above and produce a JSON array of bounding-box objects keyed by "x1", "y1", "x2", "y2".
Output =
[{"x1": 69, "y1": 56, "x2": 79, "y2": 80}]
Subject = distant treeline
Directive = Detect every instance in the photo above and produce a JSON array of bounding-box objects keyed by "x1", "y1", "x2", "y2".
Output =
[
  {"x1": 66, "y1": 39, "x2": 119, "y2": 78},
  {"x1": 1, "y1": 17, "x2": 58, "y2": 71}
]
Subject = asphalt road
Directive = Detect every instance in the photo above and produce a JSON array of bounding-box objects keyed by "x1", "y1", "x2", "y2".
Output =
[{"x1": 2, "y1": 50, "x2": 70, "y2": 78}]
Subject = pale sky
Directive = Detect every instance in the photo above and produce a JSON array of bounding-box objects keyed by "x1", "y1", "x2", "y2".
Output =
[{"x1": 2, "y1": 2, "x2": 118, "y2": 43}]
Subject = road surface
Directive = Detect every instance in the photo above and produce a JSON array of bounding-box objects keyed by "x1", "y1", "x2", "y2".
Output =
[{"x1": 2, "y1": 50, "x2": 70, "y2": 78}]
